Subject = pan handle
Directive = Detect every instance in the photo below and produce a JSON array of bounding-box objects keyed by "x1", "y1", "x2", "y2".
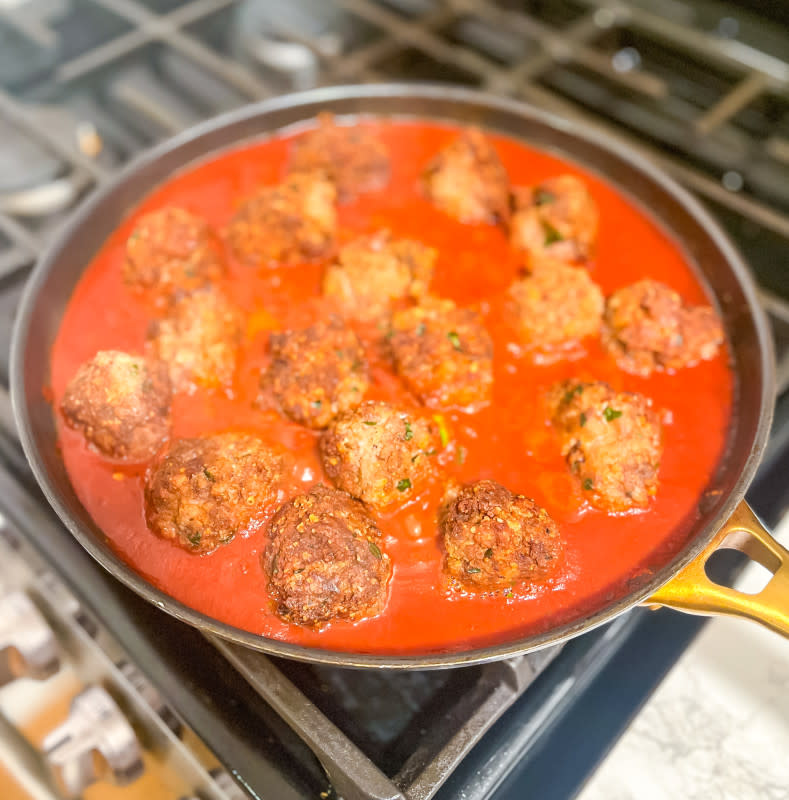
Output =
[{"x1": 645, "y1": 500, "x2": 789, "y2": 636}]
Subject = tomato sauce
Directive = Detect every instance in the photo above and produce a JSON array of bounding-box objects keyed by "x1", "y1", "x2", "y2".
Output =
[{"x1": 50, "y1": 120, "x2": 734, "y2": 654}]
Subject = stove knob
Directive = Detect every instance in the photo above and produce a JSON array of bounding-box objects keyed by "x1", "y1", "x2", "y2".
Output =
[
  {"x1": 43, "y1": 686, "x2": 144, "y2": 797},
  {"x1": 0, "y1": 591, "x2": 60, "y2": 685}
]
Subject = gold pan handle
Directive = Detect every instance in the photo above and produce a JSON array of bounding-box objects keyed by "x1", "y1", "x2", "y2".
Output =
[{"x1": 645, "y1": 500, "x2": 789, "y2": 637}]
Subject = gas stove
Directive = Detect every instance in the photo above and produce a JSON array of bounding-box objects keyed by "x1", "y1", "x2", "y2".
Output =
[{"x1": 1, "y1": 1, "x2": 789, "y2": 799}]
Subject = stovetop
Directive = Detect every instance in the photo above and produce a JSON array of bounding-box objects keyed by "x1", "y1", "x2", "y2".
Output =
[{"x1": 1, "y1": 1, "x2": 789, "y2": 799}]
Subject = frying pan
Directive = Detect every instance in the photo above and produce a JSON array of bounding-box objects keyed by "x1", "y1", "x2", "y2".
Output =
[{"x1": 10, "y1": 84, "x2": 789, "y2": 669}]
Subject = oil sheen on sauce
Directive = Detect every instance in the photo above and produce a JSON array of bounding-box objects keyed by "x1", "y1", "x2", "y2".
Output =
[{"x1": 50, "y1": 121, "x2": 734, "y2": 654}]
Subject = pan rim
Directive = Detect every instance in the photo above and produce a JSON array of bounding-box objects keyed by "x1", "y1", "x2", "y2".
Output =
[{"x1": 10, "y1": 83, "x2": 775, "y2": 669}]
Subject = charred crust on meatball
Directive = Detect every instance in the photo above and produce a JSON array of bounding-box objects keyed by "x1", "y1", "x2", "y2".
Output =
[
  {"x1": 265, "y1": 316, "x2": 369, "y2": 429},
  {"x1": 264, "y1": 484, "x2": 391, "y2": 626},
  {"x1": 440, "y1": 479, "x2": 562, "y2": 590},
  {"x1": 144, "y1": 432, "x2": 285, "y2": 553}
]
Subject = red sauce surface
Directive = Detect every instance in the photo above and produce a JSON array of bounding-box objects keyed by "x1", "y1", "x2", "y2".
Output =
[{"x1": 50, "y1": 120, "x2": 734, "y2": 654}]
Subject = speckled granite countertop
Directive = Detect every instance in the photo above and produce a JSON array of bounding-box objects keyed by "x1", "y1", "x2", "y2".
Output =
[{"x1": 577, "y1": 516, "x2": 789, "y2": 800}]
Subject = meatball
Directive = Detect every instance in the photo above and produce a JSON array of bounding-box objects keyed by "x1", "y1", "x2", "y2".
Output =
[
  {"x1": 322, "y1": 230, "x2": 436, "y2": 323},
  {"x1": 226, "y1": 172, "x2": 336, "y2": 267},
  {"x1": 508, "y1": 259, "x2": 603, "y2": 353},
  {"x1": 549, "y1": 380, "x2": 663, "y2": 512},
  {"x1": 123, "y1": 207, "x2": 224, "y2": 306},
  {"x1": 289, "y1": 113, "x2": 390, "y2": 202},
  {"x1": 510, "y1": 175, "x2": 598, "y2": 263},
  {"x1": 390, "y1": 298, "x2": 494, "y2": 410},
  {"x1": 265, "y1": 316, "x2": 369, "y2": 429},
  {"x1": 320, "y1": 401, "x2": 438, "y2": 509},
  {"x1": 602, "y1": 279, "x2": 724, "y2": 376},
  {"x1": 61, "y1": 351, "x2": 171, "y2": 462},
  {"x1": 145, "y1": 432, "x2": 285, "y2": 553},
  {"x1": 423, "y1": 128, "x2": 510, "y2": 224},
  {"x1": 265, "y1": 484, "x2": 391, "y2": 626},
  {"x1": 441, "y1": 480, "x2": 562, "y2": 590},
  {"x1": 147, "y1": 288, "x2": 243, "y2": 393}
]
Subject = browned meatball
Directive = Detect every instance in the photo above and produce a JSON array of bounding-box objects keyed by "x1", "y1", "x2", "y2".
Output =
[
  {"x1": 265, "y1": 484, "x2": 391, "y2": 626},
  {"x1": 423, "y1": 128, "x2": 510, "y2": 224},
  {"x1": 549, "y1": 380, "x2": 663, "y2": 512},
  {"x1": 265, "y1": 316, "x2": 369, "y2": 429},
  {"x1": 289, "y1": 113, "x2": 390, "y2": 202},
  {"x1": 145, "y1": 432, "x2": 285, "y2": 553},
  {"x1": 441, "y1": 480, "x2": 562, "y2": 590},
  {"x1": 320, "y1": 401, "x2": 438, "y2": 509},
  {"x1": 147, "y1": 288, "x2": 243, "y2": 393},
  {"x1": 123, "y1": 207, "x2": 224, "y2": 306},
  {"x1": 508, "y1": 259, "x2": 603, "y2": 353},
  {"x1": 226, "y1": 171, "x2": 336, "y2": 266},
  {"x1": 602, "y1": 279, "x2": 724, "y2": 376},
  {"x1": 390, "y1": 298, "x2": 493, "y2": 410},
  {"x1": 510, "y1": 175, "x2": 598, "y2": 263},
  {"x1": 61, "y1": 351, "x2": 171, "y2": 462},
  {"x1": 322, "y1": 230, "x2": 436, "y2": 323}
]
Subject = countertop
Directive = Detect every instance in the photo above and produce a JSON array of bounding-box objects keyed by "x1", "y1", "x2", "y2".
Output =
[{"x1": 577, "y1": 515, "x2": 789, "y2": 800}]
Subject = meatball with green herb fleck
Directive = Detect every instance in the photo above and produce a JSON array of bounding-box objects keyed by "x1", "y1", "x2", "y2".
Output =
[
  {"x1": 423, "y1": 128, "x2": 510, "y2": 224},
  {"x1": 146, "y1": 287, "x2": 243, "y2": 393},
  {"x1": 289, "y1": 113, "x2": 390, "y2": 202},
  {"x1": 390, "y1": 297, "x2": 493, "y2": 410},
  {"x1": 323, "y1": 230, "x2": 435, "y2": 323},
  {"x1": 510, "y1": 175, "x2": 598, "y2": 264},
  {"x1": 226, "y1": 171, "x2": 336, "y2": 266},
  {"x1": 265, "y1": 316, "x2": 369, "y2": 429},
  {"x1": 549, "y1": 380, "x2": 662, "y2": 512},
  {"x1": 602, "y1": 279, "x2": 724, "y2": 376},
  {"x1": 123, "y1": 207, "x2": 224, "y2": 307},
  {"x1": 320, "y1": 401, "x2": 438, "y2": 509},
  {"x1": 265, "y1": 484, "x2": 390, "y2": 626},
  {"x1": 441, "y1": 480, "x2": 562, "y2": 590},
  {"x1": 61, "y1": 350, "x2": 171, "y2": 462},
  {"x1": 145, "y1": 433, "x2": 285, "y2": 553}
]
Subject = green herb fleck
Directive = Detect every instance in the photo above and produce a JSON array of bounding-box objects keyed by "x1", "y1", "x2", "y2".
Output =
[
  {"x1": 467, "y1": 566, "x2": 482, "y2": 574},
  {"x1": 416, "y1": 322, "x2": 426, "y2": 336},
  {"x1": 311, "y1": 399, "x2": 322, "y2": 409},
  {"x1": 542, "y1": 221, "x2": 564, "y2": 246},
  {"x1": 351, "y1": 358, "x2": 363, "y2": 371},
  {"x1": 384, "y1": 329, "x2": 394, "y2": 341},
  {"x1": 368, "y1": 541, "x2": 382, "y2": 560},
  {"x1": 534, "y1": 187, "x2": 556, "y2": 206},
  {"x1": 397, "y1": 478, "x2": 412, "y2": 492},
  {"x1": 583, "y1": 478, "x2": 594, "y2": 491},
  {"x1": 433, "y1": 414, "x2": 450, "y2": 447},
  {"x1": 456, "y1": 445, "x2": 467, "y2": 465},
  {"x1": 562, "y1": 384, "x2": 584, "y2": 404},
  {"x1": 203, "y1": 468, "x2": 215, "y2": 482},
  {"x1": 447, "y1": 331, "x2": 462, "y2": 351},
  {"x1": 130, "y1": 362, "x2": 140, "y2": 373},
  {"x1": 187, "y1": 532, "x2": 202, "y2": 546},
  {"x1": 504, "y1": 588, "x2": 514, "y2": 599},
  {"x1": 484, "y1": 548, "x2": 493, "y2": 559},
  {"x1": 579, "y1": 412, "x2": 587, "y2": 427},
  {"x1": 404, "y1": 420, "x2": 413, "y2": 441},
  {"x1": 603, "y1": 407, "x2": 623, "y2": 422},
  {"x1": 363, "y1": 420, "x2": 377, "y2": 426}
]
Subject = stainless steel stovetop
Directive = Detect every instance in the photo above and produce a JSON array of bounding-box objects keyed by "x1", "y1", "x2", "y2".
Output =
[{"x1": 1, "y1": 2, "x2": 789, "y2": 799}]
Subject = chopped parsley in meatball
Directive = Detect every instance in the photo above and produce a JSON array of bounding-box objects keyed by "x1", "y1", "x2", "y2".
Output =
[
  {"x1": 320, "y1": 401, "x2": 438, "y2": 509},
  {"x1": 145, "y1": 432, "x2": 285, "y2": 553},
  {"x1": 265, "y1": 484, "x2": 391, "y2": 626},
  {"x1": 549, "y1": 380, "x2": 663, "y2": 512},
  {"x1": 265, "y1": 316, "x2": 369, "y2": 429},
  {"x1": 441, "y1": 479, "x2": 562, "y2": 590}
]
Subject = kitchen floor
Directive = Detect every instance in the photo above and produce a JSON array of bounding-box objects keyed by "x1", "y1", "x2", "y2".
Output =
[{"x1": 577, "y1": 514, "x2": 789, "y2": 800}]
